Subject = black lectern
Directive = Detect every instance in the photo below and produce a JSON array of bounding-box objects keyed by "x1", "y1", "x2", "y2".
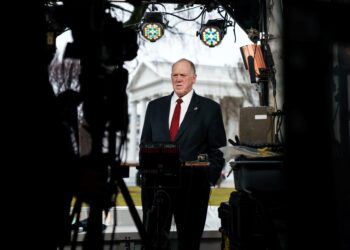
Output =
[
  {"x1": 139, "y1": 142, "x2": 181, "y2": 188},
  {"x1": 138, "y1": 142, "x2": 182, "y2": 249}
]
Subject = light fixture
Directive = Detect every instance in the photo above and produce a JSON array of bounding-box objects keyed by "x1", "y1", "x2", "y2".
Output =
[
  {"x1": 140, "y1": 12, "x2": 165, "y2": 42},
  {"x1": 198, "y1": 19, "x2": 227, "y2": 47},
  {"x1": 240, "y1": 44, "x2": 267, "y2": 83}
]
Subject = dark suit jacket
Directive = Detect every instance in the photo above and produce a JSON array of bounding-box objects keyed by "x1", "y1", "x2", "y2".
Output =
[{"x1": 140, "y1": 91, "x2": 227, "y2": 186}]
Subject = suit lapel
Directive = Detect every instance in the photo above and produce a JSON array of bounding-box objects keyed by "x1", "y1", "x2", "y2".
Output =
[
  {"x1": 174, "y1": 93, "x2": 200, "y2": 141},
  {"x1": 160, "y1": 94, "x2": 172, "y2": 140}
]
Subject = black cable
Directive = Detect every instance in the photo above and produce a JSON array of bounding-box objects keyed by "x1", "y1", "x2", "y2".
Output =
[
  {"x1": 150, "y1": 189, "x2": 172, "y2": 249},
  {"x1": 232, "y1": 20, "x2": 236, "y2": 42},
  {"x1": 171, "y1": 5, "x2": 204, "y2": 14},
  {"x1": 162, "y1": 7, "x2": 207, "y2": 22},
  {"x1": 273, "y1": 110, "x2": 284, "y2": 144},
  {"x1": 146, "y1": 2, "x2": 167, "y2": 12},
  {"x1": 154, "y1": 189, "x2": 172, "y2": 224}
]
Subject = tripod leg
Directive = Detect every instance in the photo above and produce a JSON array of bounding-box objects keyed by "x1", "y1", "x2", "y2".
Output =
[{"x1": 70, "y1": 198, "x2": 83, "y2": 250}]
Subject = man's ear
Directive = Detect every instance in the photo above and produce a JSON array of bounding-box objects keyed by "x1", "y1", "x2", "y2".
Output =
[{"x1": 192, "y1": 74, "x2": 197, "y2": 83}]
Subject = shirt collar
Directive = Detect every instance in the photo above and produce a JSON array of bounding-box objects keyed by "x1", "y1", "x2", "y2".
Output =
[{"x1": 172, "y1": 89, "x2": 194, "y2": 104}]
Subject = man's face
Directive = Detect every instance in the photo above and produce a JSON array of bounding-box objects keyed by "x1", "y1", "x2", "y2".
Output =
[{"x1": 171, "y1": 60, "x2": 196, "y2": 97}]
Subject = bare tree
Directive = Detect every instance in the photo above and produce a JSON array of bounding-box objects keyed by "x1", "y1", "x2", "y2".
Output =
[{"x1": 48, "y1": 53, "x2": 81, "y2": 95}]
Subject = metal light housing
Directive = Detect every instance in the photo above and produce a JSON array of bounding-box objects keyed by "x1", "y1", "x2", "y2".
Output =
[
  {"x1": 141, "y1": 12, "x2": 165, "y2": 42},
  {"x1": 199, "y1": 19, "x2": 226, "y2": 47}
]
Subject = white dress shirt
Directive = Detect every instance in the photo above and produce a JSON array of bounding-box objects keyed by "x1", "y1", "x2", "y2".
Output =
[{"x1": 169, "y1": 89, "x2": 194, "y2": 129}]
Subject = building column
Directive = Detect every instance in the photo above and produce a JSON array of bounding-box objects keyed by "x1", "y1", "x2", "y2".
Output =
[
  {"x1": 128, "y1": 100, "x2": 138, "y2": 161},
  {"x1": 139, "y1": 98, "x2": 148, "y2": 134}
]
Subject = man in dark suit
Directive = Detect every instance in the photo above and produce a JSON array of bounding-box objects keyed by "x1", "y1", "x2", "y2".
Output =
[{"x1": 140, "y1": 58, "x2": 227, "y2": 250}]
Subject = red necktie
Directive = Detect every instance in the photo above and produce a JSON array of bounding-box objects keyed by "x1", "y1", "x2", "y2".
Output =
[{"x1": 169, "y1": 98, "x2": 183, "y2": 141}]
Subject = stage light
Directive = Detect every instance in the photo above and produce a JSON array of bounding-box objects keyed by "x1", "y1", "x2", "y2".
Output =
[
  {"x1": 140, "y1": 12, "x2": 165, "y2": 42},
  {"x1": 240, "y1": 44, "x2": 267, "y2": 83},
  {"x1": 198, "y1": 19, "x2": 226, "y2": 47}
]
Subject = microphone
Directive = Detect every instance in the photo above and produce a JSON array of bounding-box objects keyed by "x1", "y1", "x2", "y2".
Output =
[
  {"x1": 228, "y1": 135, "x2": 240, "y2": 146},
  {"x1": 228, "y1": 139, "x2": 235, "y2": 146}
]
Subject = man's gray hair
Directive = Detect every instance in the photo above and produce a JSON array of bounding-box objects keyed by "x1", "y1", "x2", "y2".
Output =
[{"x1": 173, "y1": 58, "x2": 196, "y2": 75}]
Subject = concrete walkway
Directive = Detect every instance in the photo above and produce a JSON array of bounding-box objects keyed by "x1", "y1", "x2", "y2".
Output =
[{"x1": 68, "y1": 205, "x2": 223, "y2": 249}]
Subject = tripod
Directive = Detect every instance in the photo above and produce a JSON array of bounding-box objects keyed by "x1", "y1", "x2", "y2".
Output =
[{"x1": 68, "y1": 66, "x2": 153, "y2": 249}]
